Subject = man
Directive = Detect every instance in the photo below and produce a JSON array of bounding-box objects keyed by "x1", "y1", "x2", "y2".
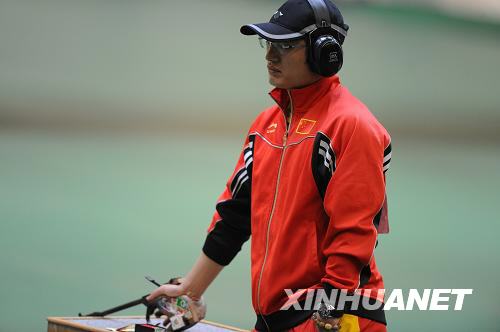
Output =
[{"x1": 147, "y1": 0, "x2": 392, "y2": 331}]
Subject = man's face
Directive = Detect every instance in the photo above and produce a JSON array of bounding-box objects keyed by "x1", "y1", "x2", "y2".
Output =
[{"x1": 264, "y1": 38, "x2": 321, "y2": 89}]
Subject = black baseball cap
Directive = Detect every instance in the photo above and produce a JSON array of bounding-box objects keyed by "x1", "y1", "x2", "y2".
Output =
[{"x1": 240, "y1": 0, "x2": 349, "y2": 42}]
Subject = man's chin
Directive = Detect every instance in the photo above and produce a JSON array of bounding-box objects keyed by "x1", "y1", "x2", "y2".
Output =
[{"x1": 268, "y1": 77, "x2": 287, "y2": 89}]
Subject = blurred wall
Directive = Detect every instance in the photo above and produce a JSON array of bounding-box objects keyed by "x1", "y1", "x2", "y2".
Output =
[
  {"x1": 367, "y1": 0, "x2": 500, "y2": 22},
  {"x1": 1, "y1": 0, "x2": 499, "y2": 141}
]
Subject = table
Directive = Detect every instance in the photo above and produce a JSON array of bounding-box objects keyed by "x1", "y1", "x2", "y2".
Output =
[{"x1": 47, "y1": 316, "x2": 248, "y2": 332}]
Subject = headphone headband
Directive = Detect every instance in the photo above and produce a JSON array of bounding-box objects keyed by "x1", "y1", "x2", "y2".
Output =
[
  {"x1": 300, "y1": 23, "x2": 347, "y2": 38},
  {"x1": 306, "y1": 0, "x2": 347, "y2": 37},
  {"x1": 307, "y1": 0, "x2": 331, "y2": 28}
]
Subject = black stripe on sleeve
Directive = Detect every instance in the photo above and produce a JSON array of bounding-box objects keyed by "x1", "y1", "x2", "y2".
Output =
[{"x1": 311, "y1": 132, "x2": 336, "y2": 199}]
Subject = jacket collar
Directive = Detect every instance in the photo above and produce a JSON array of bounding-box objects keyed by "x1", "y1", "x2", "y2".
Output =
[{"x1": 268, "y1": 75, "x2": 341, "y2": 113}]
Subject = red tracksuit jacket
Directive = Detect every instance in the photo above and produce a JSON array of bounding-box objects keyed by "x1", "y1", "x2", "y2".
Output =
[{"x1": 203, "y1": 75, "x2": 392, "y2": 331}]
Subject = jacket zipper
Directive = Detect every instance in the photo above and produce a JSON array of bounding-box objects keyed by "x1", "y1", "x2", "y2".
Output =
[{"x1": 256, "y1": 90, "x2": 294, "y2": 331}]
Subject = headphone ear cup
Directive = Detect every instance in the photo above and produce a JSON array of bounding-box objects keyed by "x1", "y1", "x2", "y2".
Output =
[{"x1": 311, "y1": 35, "x2": 343, "y2": 77}]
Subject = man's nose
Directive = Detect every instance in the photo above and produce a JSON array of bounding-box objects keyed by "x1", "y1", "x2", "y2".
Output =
[{"x1": 265, "y1": 45, "x2": 280, "y2": 63}]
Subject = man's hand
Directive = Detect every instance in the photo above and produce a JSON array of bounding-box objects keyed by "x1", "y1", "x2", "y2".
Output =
[
  {"x1": 146, "y1": 278, "x2": 186, "y2": 302},
  {"x1": 312, "y1": 312, "x2": 341, "y2": 331}
]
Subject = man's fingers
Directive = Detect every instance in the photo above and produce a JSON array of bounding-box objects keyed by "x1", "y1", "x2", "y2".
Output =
[
  {"x1": 312, "y1": 313, "x2": 342, "y2": 331},
  {"x1": 146, "y1": 284, "x2": 183, "y2": 302},
  {"x1": 146, "y1": 285, "x2": 167, "y2": 302}
]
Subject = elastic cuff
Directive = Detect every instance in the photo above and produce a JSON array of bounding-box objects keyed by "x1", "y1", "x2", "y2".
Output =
[
  {"x1": 202, "y1": 234, "x2": 237, "y2": 266},
  {"x1": 321, "y1": 282, "x2": 387, "y2": 325},
  {"x1": 320, "y1": 283, "x2": 344, "y2": 317},
  {"x1": 321, "y1": 282, "x2": 341, "y2": 302}
]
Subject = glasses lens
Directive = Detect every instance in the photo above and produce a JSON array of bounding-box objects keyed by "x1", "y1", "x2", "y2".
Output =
[
  {"x1": 258, "y1": 38, "x2": 304, "y2": 55},
  {"x1": 258, "y1": 38, "x2": 268, "y2": 49},
  {"x1": 280, "y1": 40, "x2": 302, "y2": 49}
]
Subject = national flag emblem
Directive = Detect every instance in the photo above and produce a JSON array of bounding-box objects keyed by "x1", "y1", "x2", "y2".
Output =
[{"x1": 296, "y1": 118, "x2": 316, "y2": 134}]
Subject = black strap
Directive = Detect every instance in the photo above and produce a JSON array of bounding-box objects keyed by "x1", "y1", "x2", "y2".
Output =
[{"x1": 307, "y1": 0, "x2": 331, "y2": 27}]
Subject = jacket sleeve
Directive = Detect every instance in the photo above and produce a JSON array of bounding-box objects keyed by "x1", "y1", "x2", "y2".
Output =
[
  {"x1": 202, "y1": 134, "x2": 254, "y2": 266},
  {"x1": 320, "y1": 116, "x2": 390, "y2": 293}
]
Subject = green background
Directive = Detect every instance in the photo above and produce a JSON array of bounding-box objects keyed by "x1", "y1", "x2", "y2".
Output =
[{"x1": 0, "y1": 1, "x2": 499, "y2": 331}]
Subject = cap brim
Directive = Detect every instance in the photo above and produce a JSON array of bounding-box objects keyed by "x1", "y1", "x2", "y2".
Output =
[{"x1": 240, "y1": 23, "x2": 305, "y2": 41}]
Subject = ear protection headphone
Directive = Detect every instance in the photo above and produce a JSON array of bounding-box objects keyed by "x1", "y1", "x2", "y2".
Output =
[{"x1": 306, "y1": 0, "x2": 348, "y2": 77}]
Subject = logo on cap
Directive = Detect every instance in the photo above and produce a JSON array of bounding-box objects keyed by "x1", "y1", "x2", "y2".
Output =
[{"x1": 273, "y1": 11, "x2": 283, "y2": 19}]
